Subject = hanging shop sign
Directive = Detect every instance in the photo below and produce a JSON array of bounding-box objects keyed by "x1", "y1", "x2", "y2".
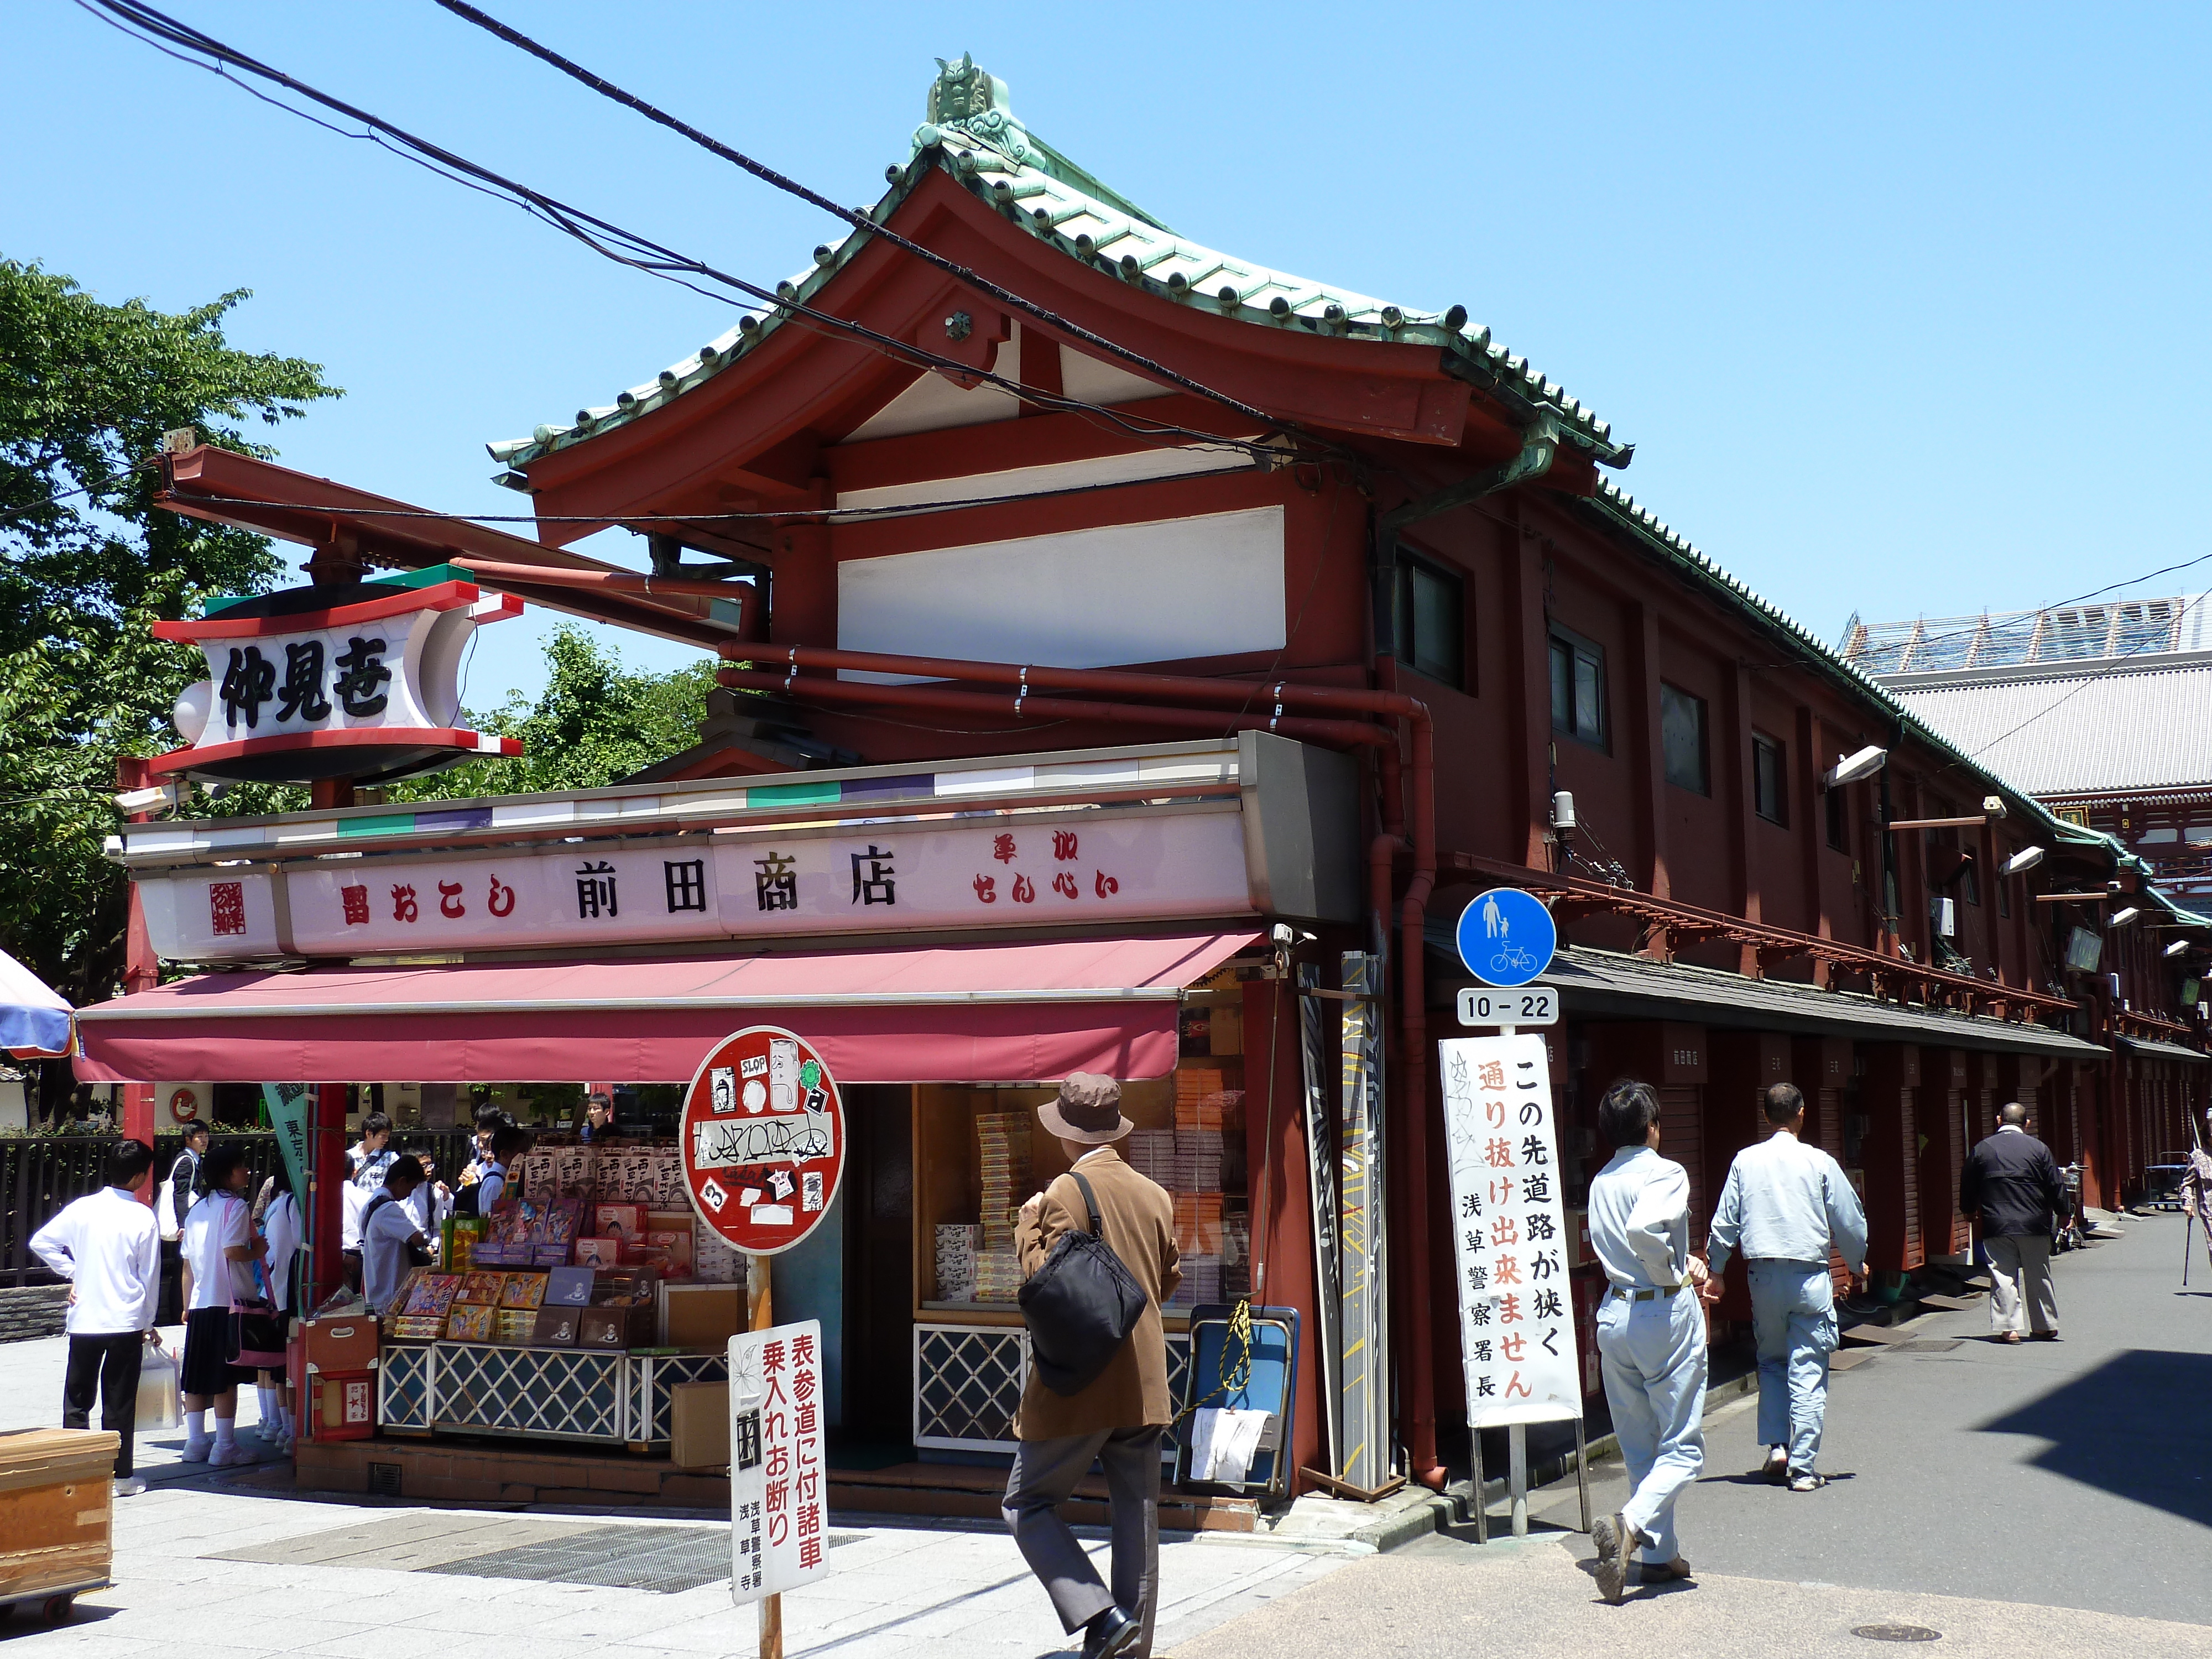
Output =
[
  {"x1": 149, "y1": 567, "x2": 524, "y2": 784},
  {"x1": 1438, "y1": 1032, "x2": 1582, "y2": 1428},
  {"x1": 728, "y1": 1317, "x2": 830, "y2": 1603},
  {"x1": 681, "y1": 1026, "x2": 847, "y2": 1258},
  {"x1": 1455, "y1": 888, "x2": 1558, "y2": 989},
  {"x1": 135, "y1": 805, "x2": 1252, "y2": 962}
]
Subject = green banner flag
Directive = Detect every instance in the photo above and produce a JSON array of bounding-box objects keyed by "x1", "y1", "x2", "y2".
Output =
[{"x1": 260, "y1": 1082, "x2": 312, "y2": 1199}]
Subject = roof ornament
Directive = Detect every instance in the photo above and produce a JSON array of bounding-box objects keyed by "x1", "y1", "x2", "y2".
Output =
[{"x1": 920, "y1": 54, "x2": 1029, "y2": 165}]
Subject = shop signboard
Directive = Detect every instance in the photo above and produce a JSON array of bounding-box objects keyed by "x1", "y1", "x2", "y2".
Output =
[
  {"x1": 1455, "y1": 888, "x2": 1557, "y2": 989},
  {"x1": 681, "y1": 1026, "x2": 847, "y2": 1258},
  {"x1": 149, "y1": 570, "x2": 524, "y2": 784},
  {"x1": 728, "y1": 1317, "x2": 829, "y2": 1605},
  {"x1": 138, "y1": 806, "x2": 1251, "y2": 962},
  {"x1": 1438, "y1": 1032, "x2": 1581, "y2": 1428}
]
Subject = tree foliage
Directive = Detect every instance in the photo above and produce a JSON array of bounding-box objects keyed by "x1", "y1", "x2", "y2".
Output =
[{"x1": 0, "y1": 259, "x2": 338, "y2": 1004}]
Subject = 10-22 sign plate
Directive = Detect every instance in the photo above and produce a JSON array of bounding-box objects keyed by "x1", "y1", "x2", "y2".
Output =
[{"x1": 1455, "y1": 987, "x2": 1559, "y2": 1027}]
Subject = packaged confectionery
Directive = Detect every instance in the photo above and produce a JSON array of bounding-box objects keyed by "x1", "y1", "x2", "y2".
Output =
[
  {"x1": 445, "y1": 1303, "x2": 496, "y2": 1342},
  {"x1": 530, "y1": 1307, "x2": 580, "y2": 1346},
  {"x1": 594, "y1": 1203, "x2": 646, "y2": 1240},
  {"x1": 574, "y1": 1236, "x2": 622, "y2": 1268},
  {"x1": 457, "y1": 1271, "x2": 507, "y2": 1305},
  {"x1": 498, "y1": 1272, "x2": 549, "y2": 1310},
  {"x1": 400, "y1": 1274, "x2": 462, "y2": 1319},
  {"x1": 545, "y1": 1265, "x2": 596, "y2": 1307}
]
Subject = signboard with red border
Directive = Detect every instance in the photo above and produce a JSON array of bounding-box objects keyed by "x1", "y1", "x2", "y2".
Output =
[{"x1": 679, "y1": 1025, "x2": 846, "y2": 1256}]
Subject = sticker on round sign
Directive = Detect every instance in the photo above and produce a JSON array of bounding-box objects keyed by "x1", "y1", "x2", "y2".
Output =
[{"x1": 680, "y1": 1025, "x2": 847, "y2": 1256}]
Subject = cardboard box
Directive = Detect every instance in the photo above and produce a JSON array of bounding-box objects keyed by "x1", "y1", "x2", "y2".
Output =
[
  {"x1": 0, "y1": 1428, "x2": 117, "y2": 1602},
  {"x1": 300, "y1": 1314, "x2": 380, "y2": 1377},
  {"x1": 670, "y1": 1380, "x2": 730, "y2": 1469},
  {"x1": 659, "y1": 1282, "x2": 744, "y2": 1349},
  {"x1": 304, "y1": 1371, "x2": 375, "y2": 1442}
]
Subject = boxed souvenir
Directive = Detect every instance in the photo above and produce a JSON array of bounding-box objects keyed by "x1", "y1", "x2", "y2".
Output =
[
  {"x1": 494, "y1": 1309, "x2": 538, "y2": 1344},
  {"x1": 443, "y1": 1215, "x2": 486, "y2": 1274},
  {"x1": 574, "y1": 1236, "x2": 623, "y2": 1269},
  {"x1": 646, "y1": 1229, "x2": 695, "y2": 1277},
  {"x1": 693, "y1": 1222, "x2": 745, "y2": 1284},
  {"x1": 594, "y1": 1203, "x2": 646, "y2": 1241},
  {"x1": 498, "y1": 1272, "x2": 548, "y2": 1310},
  {"x1": 530, "y1": 1306, "x2": 581, "y2": 1346},
  {"x1": 545, "y1": 1266, "x2": 596, "y2": 1307},
  {"x1": 577, "y1": 1303, "x2": 653, "y2": 1349},
  {"x1": 384, "y1": 1316, "x2": 444, "y2": 1341},
  {"x1": 651, "y1": 1152, "x2": 687, "y2": 1207},
  {"x1": 457, "y1": 1271, "x2": 507, "y2": 1306},
  {"x1": 554, "y1": 1144, "x2": 597, "y2": 1198},
  {"x1": 399, "y1": 1273, "x2": 462, "y2": 1321},
  {"x1": 537, "y1": 1197, "x2": 587, "y2": 1246},
  {"x1": 445, "y1": 1303, "x2": 497, "y2": 1342}
]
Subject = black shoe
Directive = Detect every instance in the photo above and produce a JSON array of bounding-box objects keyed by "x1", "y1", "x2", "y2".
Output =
[{"x1": 1082, "y1": 1606, "x2": 1141, "y2": 1659}]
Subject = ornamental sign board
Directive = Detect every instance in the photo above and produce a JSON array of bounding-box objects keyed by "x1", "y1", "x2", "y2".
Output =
[
  {"x1": 681, "y1": 1026, "x2": 846, "y2": 1258},
  {"x1": 1455, "y1": 888, "x2": 1557, "y2": 989},
  {"x1": 1438, "y1": 1032, "x2": 1582, "y2": 1428},
  {"x1": 136, "y1": 806, "x2": 1250, "y2": 962},
  {"x1": 728, "y1": 1317, "x2": 830, "y2": 1603},
  {"x1": 150, "y1": 569, "x2": 524, "y2": 783}
]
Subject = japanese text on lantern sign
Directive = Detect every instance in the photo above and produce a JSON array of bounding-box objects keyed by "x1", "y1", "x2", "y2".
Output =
[
  {"x1": 729, "y1": 1318, "x2": 828, "y2": 1606},
  {"x1": 1438, "y1": 1033, "x2": 1582, "y2": 1427}
]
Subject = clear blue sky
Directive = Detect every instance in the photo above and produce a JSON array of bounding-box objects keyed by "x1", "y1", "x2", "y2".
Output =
[{"x1": 9, "y1": 3, "x2": 2208, "y2": 708}]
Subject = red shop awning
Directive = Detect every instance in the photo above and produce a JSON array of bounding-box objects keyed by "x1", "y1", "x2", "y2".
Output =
[{"x1": 74, "y1": 932, "x2": 1259, "y2": 1086}]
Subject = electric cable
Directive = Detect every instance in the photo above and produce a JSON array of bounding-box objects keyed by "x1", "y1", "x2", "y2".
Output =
[{"x1": 78, "y1": 0, "x2": 1317, "y2": 469}]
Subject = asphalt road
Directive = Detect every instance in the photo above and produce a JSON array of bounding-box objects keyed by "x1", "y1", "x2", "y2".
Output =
[{"x1": 1173, "y1": 1211, "x2": 2212, "y2": 1653}]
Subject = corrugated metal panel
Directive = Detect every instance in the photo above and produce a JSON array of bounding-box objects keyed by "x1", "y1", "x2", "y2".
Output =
[{"x1": 1891, "y1": 664, "x2": 2212, "y2": 796}]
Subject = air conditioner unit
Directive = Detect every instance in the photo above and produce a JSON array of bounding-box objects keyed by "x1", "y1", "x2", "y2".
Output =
[{"x1": 1930, "y1": 896, "x2": 1956, "y2": 937}]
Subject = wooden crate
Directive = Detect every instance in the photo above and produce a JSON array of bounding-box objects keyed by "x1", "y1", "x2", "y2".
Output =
[{"x1": 0, "y1": 1428, "x2": 117, "y2": 1604}]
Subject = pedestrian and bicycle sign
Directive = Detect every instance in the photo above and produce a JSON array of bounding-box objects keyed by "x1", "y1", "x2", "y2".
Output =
[{"x1": 1455, "y1": 888, "x2": 1557, "y2": 989}]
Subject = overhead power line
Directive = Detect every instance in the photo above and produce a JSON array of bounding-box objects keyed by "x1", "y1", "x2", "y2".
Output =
[
  {"x1": 431, "y1": 0, "x2": 1291, "y2": 436},
  {"x1": 77, "y1": 0, "x2": 1312, "y2": 468}
]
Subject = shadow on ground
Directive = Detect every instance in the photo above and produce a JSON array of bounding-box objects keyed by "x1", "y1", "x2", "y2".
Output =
[{"x1": 1974, "y1": 1348, "x2": 2212, "y2": 1527}]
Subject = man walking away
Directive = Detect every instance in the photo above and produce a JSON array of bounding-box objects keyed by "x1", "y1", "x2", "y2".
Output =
[
  {"x1": 1963, "y1": 1102, "x2": 2065, "y2": 1343},
  {"x1": 1704, "y1": 1083, "x2": 1868, "y2": 1491},
  {"x1": 178, "y1": 1144, "x2": 267, "y2": 1465},
  {"x1": 1585, "y1": 1078, "x2": 1713, "y2": 1604},
  {"x1": 30, "y1": 1139, "x2": 163, "y2": 1496},
  {"x1": 1004, "y1": 1074, "x2": 1180, "y2": 1659}
]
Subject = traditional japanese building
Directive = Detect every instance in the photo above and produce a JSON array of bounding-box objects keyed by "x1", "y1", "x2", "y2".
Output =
[{"x1": 85, "y1": 56, "x2": 2208, "y2": 1506}]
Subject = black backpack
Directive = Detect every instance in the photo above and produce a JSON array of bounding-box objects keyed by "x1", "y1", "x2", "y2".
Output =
[{"x1": 1017, "y1": 1171, "x2": 1149, "y2": 1397}]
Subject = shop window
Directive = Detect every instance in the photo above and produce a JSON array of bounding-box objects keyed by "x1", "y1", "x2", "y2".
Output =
[
  {"x1": 1825, "y1": 781, "x2": 1849, "y2": 853},
  {"x1": 1752, "y1": 732, "x2": 1786, "y2": 825},
  {"x1": 1548, "y1": 626, "x2": 1606, "y2": 749},
  {"x1": 1392, "y1": 554, "x2": 1464, "y2": 690},
  {"x1": 1661, "y1": 683, "x2": 1708, "y2": 795}
]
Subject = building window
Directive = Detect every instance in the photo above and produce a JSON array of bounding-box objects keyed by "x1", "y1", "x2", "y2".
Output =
[
  {"x1": 1661, "y1": 683, "x2": 1708, "y2": 795},
  {"x1": 1392, "y1": 554, "x2": 1464, "y2": 690},
  {"x1": 1548, "y1": 627, "x2": 1606, "y2": 749},
  {"x1": 1752, "y1": 733, "x2": 1786, "y2": 825},
  {"x1": 1825, "y1": 781, "x2": 1849, "y2": 853},
  {"x1": 1998, "y1": 859, "x2": 2010, "y2": 917}
]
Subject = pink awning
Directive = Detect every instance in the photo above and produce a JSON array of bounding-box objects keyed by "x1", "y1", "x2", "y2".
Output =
[{"x1": 74, "y1": 932, "x2": 1258, "y2": 1086}]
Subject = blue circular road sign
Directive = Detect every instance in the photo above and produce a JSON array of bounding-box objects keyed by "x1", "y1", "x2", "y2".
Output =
[{"x1": 1455, "y1": 888, "x2": 1557, "y2": 988}]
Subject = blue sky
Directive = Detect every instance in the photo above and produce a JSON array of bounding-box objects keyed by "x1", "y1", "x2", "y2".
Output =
[{"x1": 9, "y1": 3, "x2": 2208, "y2": 707}]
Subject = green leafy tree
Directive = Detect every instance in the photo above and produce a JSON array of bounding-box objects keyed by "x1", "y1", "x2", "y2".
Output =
[{"x1": 0, "y1": 259, "x2": 338, "y2": 1008}]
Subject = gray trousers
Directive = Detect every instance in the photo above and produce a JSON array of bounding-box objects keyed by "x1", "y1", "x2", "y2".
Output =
[
  {"x1": 1003, "y1": 1425, "x2": 1162, "y2": 1651},
  {"x1": 1985, "y1": 1233, "x2": 2059, "y2": 1335}
]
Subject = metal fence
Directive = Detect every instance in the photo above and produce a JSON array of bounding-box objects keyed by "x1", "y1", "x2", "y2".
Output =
[{"x1": 2, "y1": 1128, "x2": 477, "y2": 1287}]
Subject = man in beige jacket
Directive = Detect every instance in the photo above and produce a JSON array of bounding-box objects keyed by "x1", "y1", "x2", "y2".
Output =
[{"x1": 1004, "y1": 1073, "x2": 1181, "y2": 1659}]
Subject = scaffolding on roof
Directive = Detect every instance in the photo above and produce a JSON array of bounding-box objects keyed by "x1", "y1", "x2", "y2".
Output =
[{"x1": 1840, "y1": 593, "x2": 2212, "y2": 676}]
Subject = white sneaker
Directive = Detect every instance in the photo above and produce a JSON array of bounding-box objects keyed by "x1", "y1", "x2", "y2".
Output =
[
  {"x1": 210, "y1": 1443, "x2": 257, "y2": 1467},
  {"x1": 180, "y1": 1439, "x2": 211, "y2": 1463},
  {"x1": 113, "y1": 1477, "x2": 147, "y2": 1497}
]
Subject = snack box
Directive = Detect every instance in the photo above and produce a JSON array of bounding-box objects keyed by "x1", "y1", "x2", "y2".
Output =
[
  {"x1": 594, "y1": 1203, "x2": 646, "y2": 1240},
  {"x1": 445, "y1": 1303, "x2": 497, "y2": 1342},
  {"x1": 384, "y1": 1316, "x2": 445, "y2": 1341},
  {"x1": 399, "y1": 1273, "x2": 462, "y2": 1320},
  {"x1": 577, "y1": 1303, "x2": 653, "y2": 1349},
  {"x1": 498, "y1": 1272, "x2": 549, "y2": 1310},
  {"x1": 494, "y1": 1309, "x2": 538, "y2": 1345},
  {"x1": 530, "y1": 1306, "x2": 581, "y2": 1347},
  {"x1": 574, "y1": 1236, "x2": 623, "y2": 1269},
  {"x1": 646, "y1": 1228, "x2": 695, "y2": 1277},
  {"x1": 538, "y1": 1197, "x2": 588, "y2": 1246},
  {"x1": 545, "y1": 1266, "x2": 597, "y2": 1307},
  {"x1": 457, "y1": 1271, "x2": 507, "y2": 1306}
]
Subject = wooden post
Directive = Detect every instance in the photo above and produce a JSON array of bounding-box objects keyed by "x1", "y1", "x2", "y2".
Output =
[{"x1": 748, "y1": 1253, "x2": 780, "y2": 1659}]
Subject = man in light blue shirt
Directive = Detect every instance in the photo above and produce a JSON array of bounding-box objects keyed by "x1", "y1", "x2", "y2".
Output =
[
  {"x1": 1585, "y1": 1078, "x2": 1713, "y2": 1604},
  {"x1": 1705, "y1": 1082, "x2": 1868, "y2": 1492}
]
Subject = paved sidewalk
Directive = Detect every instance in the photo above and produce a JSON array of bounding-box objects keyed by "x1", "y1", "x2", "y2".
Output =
[{"x1": 0, "y1": 1329, "x2": 1348, "y2": 1659}]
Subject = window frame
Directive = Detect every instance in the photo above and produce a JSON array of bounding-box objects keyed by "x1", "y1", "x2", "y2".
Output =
[
  {"x1": 1547, "y1": 624, "x2": 1609, "y2": 752},
  {"x1": 1825, "y1": 778, "x2": 1850, "y2": 854},
  {"x1": 1751, "y1": 731, "x2": 1787, "y2": 826},
  {"x1": 1660, "y1": 682, "x2": 1710, "y2": 796},
  {"x1": 1391, "y1": 550, "x2": 1467, "y2": 691}
]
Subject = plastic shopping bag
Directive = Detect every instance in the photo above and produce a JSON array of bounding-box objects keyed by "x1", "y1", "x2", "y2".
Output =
[{"x1": 137, "y1": 1340, "x2": 181, "y2": 1431}]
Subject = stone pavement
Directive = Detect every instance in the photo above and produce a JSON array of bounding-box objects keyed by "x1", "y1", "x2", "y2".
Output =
[{"x1": 0, "y1": 1327, "x2": 1349, "y2": 1658}]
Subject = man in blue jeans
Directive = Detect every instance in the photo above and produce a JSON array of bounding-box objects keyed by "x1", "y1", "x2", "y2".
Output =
[
  {"x1": 1705, "y1": 1082, "x2": 1869, "y2": 1492},
  {"x1": 1585, "y1": 1078, "x2": 1714, "y2": 1604}
]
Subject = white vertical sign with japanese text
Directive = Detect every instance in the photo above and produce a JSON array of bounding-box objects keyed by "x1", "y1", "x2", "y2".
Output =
[
  {"x1": 1439, "y1": 1035, "x2": 1580, "y2": 1427},
  {"x1": 729, "y1": 1318, "x2": 828, "y2": 1604}
]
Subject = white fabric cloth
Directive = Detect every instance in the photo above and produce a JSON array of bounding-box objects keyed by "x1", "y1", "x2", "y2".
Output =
[
  {"x1": 1191, "y1": 1407, "x2": 1270, "y2": 1484},
  {"x1": 30, "y1": 1188, "x2": 160, "y2": 1335},
  {"x1": 181, "y1": 1191, "x2": 257, "y2": 1309},
  {"x1": 361, "y1": 1193, "x2": 424, "y2": 1313},
  {"x1": 262, "y1": 1192, "x2": 302, "y2": 1313},
  {"x1": 1587, "y1": 1146, "x2": 1694, "y2": 1291}
]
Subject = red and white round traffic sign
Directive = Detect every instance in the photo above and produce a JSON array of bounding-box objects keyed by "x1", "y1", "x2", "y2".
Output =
[{"x1": 679, "y1": 1025, "x2": 846, "y2": 1257}]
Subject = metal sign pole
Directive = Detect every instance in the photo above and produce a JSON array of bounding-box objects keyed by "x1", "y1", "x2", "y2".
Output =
[{"x1": 1574, "y1": 1413, "x2": 1592, "y2": 1535}]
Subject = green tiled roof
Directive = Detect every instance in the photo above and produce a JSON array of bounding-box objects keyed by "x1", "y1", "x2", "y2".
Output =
[{"x1": 487, "y1": 58, "x2": 1625, "y2": 471}]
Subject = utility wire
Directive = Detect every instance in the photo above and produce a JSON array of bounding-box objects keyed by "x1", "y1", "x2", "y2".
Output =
[
  {"x1": 430, "y1": 0, "x2": 1292, "y2": 437},
  {"x1": 78, "y1": 0, "x2": 1307, "y2": 468},
  {"x1": 1846, "y1": 547, "x2": 2212, "y2": 670}
]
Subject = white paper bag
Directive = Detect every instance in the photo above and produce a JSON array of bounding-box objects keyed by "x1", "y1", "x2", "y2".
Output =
[{"x1": 137, "y1": 1342, "x2": 181, "y2": 1430}]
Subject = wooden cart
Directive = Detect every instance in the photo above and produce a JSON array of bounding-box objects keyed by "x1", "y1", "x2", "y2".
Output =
[{"x1": 0, "y1": 1428, "x2": 117, "y2": 1623}]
